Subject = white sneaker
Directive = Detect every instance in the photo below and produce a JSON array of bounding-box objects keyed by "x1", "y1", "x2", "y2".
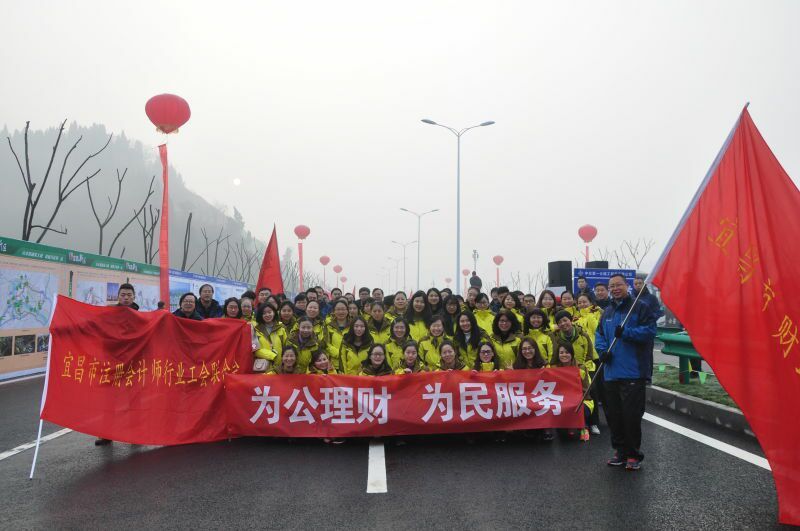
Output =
[{"x1": 590, "y1": 425, "x2": 601, "y2": 435}]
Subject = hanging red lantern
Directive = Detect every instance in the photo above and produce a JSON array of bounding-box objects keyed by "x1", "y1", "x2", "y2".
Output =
[
  {"x1": 145, "y1": 94, "x2": 191, "y2": 134},
  {"x1": 340, "y1": 276, "x2": 348, "y2": 283},
  {"x1": 319, "y1": 255, "x2": 330, "y2": 266},
  {"x1": 462, "y1": 269, "x2": 470, "y2": 277},
  {"x1": 493, "y1": 255, "x2": 504, "y2": 266},
  {"x1": 294, "y1": 225, "x2": 311, "y2": 240},
  {"x1": 333, "y1": 265, "x2": 343, "y2": 274},
  {"x1": 578, "y1": 224, "x2": 598, "y2": 243}
]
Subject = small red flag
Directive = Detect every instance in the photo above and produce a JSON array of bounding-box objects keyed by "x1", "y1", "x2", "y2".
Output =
[
  {"x1": 651, "y1": 106, "x2": 800, "y2": 526},
  {"x1": 256, "y1": 225, "x2": 284, "y2": 295}
]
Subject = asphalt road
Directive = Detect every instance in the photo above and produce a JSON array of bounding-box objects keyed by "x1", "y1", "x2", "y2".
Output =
[{"x1": 0, "y1": 375, "x2": 785, "y2": 530}]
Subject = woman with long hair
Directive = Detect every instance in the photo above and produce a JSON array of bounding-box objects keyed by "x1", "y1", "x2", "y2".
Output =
[
  {"x1": 536, "y1": 290, "x2": 560, "y2": 330},
  {"x1": 490, "y1": 310, "x2": 521, "y2": 370},
  {"x1": 339, "y1": 316, "x2": 375, "y2": 375},
  {"x1": 472, "y1": 293, "x2": 495, "y2": 336},
  {"x1": 441, "y1": 296, "x2": 462, "y2": 337},
  {"x1": 285, "y1": 316, "x2": 324, "y2": 373},
  {"x1": 512, "y1": 337, "x2": 547, "y2": 369},
  {"x1": 418, "y1": 314, "x2": 449, "y2": 369},
  {"x1": 254, "y1": 302, "x2": 288, "y2": 369},
  {"x1": 523, "y1": 308, "x2": 555, "y2": 365},
  {"x1": 222, "y1": 297, "x2": 241, "y2": 319},
  {"x1": 323, "y1": 299, "x2": 350, "y2": 362},
  {"x1": 404, "y1": 290, "x2": 432, "y2": 341},
  {"x1": 385, "y1": 318, "x2": 410, "y2": 368},
  {"x1": 551, "y1": 341, "x2": 593, "y2": 442},
  {"x1": 304, "y1": 300, "x2": 326, "y2": 343},
  {"x1": 359, "y1": 344, "x2": 394, "y2": 376},
  {"x1": 395, "y1": 340, "x2": 427, "y2": 374},
  {"x1": 307, "y1": 349, "x2": 337, "y2": 375},
  {"x1": 454, "y1": 311, "x2": 487, "y2": 368},
  {"x1": 278, "y1": 300, "x2": 298, "y2": 332},
  {"x1": 426, "y1": 287, "x2": 444, "y2": 315},
  {"x1": 473, "y1": 341, "x2": 501, "y2": 372},
  {"x1": 501, "y1": 291, "x2": 525, "y2": 327},
  {"x1": 366, "y1": 300, "x2": 392, "y2": 345}
]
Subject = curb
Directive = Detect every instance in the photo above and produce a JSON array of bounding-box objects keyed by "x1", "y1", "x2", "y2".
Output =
[
  {"x1": 646, "y1": 385, "x2": 754, "y2": 438},
  {"x1": 0, "y1": 367, "x2": 46, "y2": 382}
]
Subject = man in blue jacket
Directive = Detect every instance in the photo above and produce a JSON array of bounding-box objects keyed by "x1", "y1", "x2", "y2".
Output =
[{"x1": 595, "y1": 274, "x2": 657, "y2": 471}]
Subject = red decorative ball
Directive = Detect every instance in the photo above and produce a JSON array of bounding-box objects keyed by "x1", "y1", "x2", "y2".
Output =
[
  {"x1": 578, "y1": 224, "x2": 598, "y2": 243},
  {"x1": 493, "y1": 255, "x2": 504, "y2": 266},
  {"x1": 145, "y1": 94, "x2": 191, "y2": 134},
  {"x1": 294, "y1": 225, "x2": 311, "y2": 240}
]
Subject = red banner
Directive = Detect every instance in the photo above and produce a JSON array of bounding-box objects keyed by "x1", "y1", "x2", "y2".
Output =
[
  {"x1": 41, "y1": 296, "x2": 252, "y2": 446},
  {"x1": 651, "y1": 108, "x2": 800, "y2": 526},
  {"x1": 225, "y1": 369, "x2": 584, "y2": 438}
]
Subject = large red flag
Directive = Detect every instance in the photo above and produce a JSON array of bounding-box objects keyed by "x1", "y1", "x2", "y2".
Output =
[
  {"x1": 256, "y1": 225, "x2": 284, "y2": 295},
  {"x1": 650, "y1": 106, "x2": 800, "y2": 526}
]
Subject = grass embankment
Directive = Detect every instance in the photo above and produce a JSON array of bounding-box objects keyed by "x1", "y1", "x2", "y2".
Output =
[{"x1": 651, "y1": 364, "x2": 738, "y2": 409}]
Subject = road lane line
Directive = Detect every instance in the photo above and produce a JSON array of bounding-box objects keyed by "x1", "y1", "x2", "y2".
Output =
[
  {"x1": 0, "y1": 428, "x2": 72, "y2": 462},
  {"x1": 367, "y1": 441, "x2": 387, "y2": 493},
  {"x1": 0, "y1": 374, "x2": 45, "y2": 386},
  {"x1": 643, "y1": 412, "x2": 769, "y2": 470}
]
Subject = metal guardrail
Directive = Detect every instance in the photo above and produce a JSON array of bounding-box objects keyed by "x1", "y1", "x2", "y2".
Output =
[{"x1": 657, "y1": 331, "x2": 703, "y2": 384}]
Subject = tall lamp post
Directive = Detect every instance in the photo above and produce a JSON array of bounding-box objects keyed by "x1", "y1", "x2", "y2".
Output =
[
  {"x1": 421, "y1": 118, "x2": 495, "y2": 295},
  {"x1": 387, "y1": 257, "x2": 402, "y2": 292},
  {"x1": 399, "y1": 208, "x2": 439, "y2": 291},
  {"x1": 392, "y1": 240, "x2": 417, "y2": 294}
]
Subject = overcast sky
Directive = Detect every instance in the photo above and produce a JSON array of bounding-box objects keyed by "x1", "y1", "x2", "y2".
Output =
[{"x1": 2, "y1": 0, "x2": 799, "y2": 292}]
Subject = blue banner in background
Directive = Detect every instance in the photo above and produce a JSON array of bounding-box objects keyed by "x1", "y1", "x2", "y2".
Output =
[
  {"x1": 573, "y1": 268, "x2": 636, "y2": 294},
  {"x1": 168, "y1": 269, "x2": 251, "y2": 311}
]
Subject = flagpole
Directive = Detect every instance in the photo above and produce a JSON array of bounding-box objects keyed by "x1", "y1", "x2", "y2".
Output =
[{"x1": 30, "y1": 295, "x2": 58, "y2": 479}]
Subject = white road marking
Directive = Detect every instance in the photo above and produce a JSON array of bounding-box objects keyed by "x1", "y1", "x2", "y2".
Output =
[
  {"x1": 0, "y1": 428, "x2": 72, "y2": 462},
  {"x1": 643, "y1": 412, "x2": 770, "y2": 470},
  {"x1": 367, "y1": 441, "x2": 387, "y2": 493},
  {"x1": 0, "y1": 374, "x2": 45, "y2": 386}
]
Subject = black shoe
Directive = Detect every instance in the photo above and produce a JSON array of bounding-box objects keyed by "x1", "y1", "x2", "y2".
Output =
[
  {"x1": 607, "y1": 452, "x2": 625, "y2": 466},
  {"x1": 94, "y1": 438, "x2": 112, "y2": 446}
]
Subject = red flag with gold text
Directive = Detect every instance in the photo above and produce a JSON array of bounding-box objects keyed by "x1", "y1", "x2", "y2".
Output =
[
  {"x1": 41, "y1": 296, "x2": 252, "y2": 445},
  {"x1": 651, "y1": 107, "x2": 800, "y2": 525}
]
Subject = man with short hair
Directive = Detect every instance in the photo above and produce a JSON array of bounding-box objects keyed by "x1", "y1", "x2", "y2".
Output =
[
  {"x1": 469, "y1": 271, "x2": 482, "y2": 290},
  {"x1": 576, "y1": 276, "x2": 593, "y2": 299},
  {"x1": 257, "y1": 287, "x2": 271, "y2": 305},
  {"x1": 595, "y1": 274, "x2": 657, "y2": 471},
  {"x1": 489, "y1": 287, "x2": 500, "y2": 313},
  {"x1": 522, "y1": 294, "x2": 537, "y2": 314},
  {"x1": 466, "y1": 286, "x2": 479, "y2": 310},
  {"x1": 196, "y1": 284, "x2": 223, "y2": 318},
  {"x1": 358, "y1": 287, "x2": 370, "y2": 308},
  {"x1": 96, "y1": 283, "x2": 139, "y2": 446},
  {"x1": 593, "y1": 283, "x2": 611, "y2": 309},
  {"x1": 294, "y1": 293, "x2": 308, "y2": 315},
  {"x1": 306, "y1": 289, "x2": 318, "y2": 302},
  {"x1": 372, "y1": 288, "x2": 384, "y2": 302}
]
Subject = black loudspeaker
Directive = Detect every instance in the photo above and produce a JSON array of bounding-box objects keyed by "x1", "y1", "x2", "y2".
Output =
[
  {"x1": 585, "y1": 260, "x2": 609, "y2": 269},
  {"x1": 548, "y1": 261, "x2": 572, "y2": 288}
]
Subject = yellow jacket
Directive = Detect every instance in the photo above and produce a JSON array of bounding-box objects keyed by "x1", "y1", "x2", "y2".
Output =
[
  {"x1": 339, "y1": 340, "x2": 374, "y2": 375},
  {"x1": 473, "y1": 309, "x2": 495, "y2": 336},
  {"x1": 285, "y1": 331, "x2": 325, "y2": 374},
  {"x1": 407, "y1": 319, "x2": 429, "y2": 342},
  {"x1": 253, "y1": 322, "x2": 288, "y2": 362},
  {"x1": 490, "y1": 333, "x2": 521, "y2": 370},
  {"x1": 323, "y1": 320, "x2": 350, "y2": 362},
  {"x1": 456, "y1": 331, "x2": 490, "y2": 368},
  {"x1": 394, "y1": 359, "x2": 428, "y2": 374},
  {"x1": 524, "y1": 329, "x2": 554, "y2": 365},
  {"x1": 575, "y1": 307, "x2": 601, "y2": 339},
  {"x1": 550, "y1": 324, "x2": 598, "y2": 372},
  {"x1": 418, "y1": 335, "x2": 449, "y2": 369},
  {"x1": 540, "y1": 307, "x2": 559, "y2": 331},
  {"x1": 510, "y1": 308, "x2": 525, "y2": 327},
  {"x1": 307, "y1": 365, "x2": 338, "y2": 375},
  {"x1": 385, "y1": 338, "x2": 408, "y2": 369},
  {"x1": 367, "y1": 318, "x2": 393, "y2": 345}
]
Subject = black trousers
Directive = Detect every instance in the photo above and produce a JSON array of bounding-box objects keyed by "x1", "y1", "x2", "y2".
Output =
[{"x1": 603, "y1": 379, "x2": 646, "y2": 460}]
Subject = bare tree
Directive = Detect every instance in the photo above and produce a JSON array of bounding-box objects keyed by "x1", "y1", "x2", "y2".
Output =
[
  {"x1": 7, "y1": 120, "x2": 112, "y2": 242},
  {"x1": 107, "y1": 175, "x2": 156, "y2": 258},
  {"x1": 135, "y1": 204, "x2": 161, "y2": 264},
  {"x1": 596, "y1": 247, "x2": 612, "y2": 262},
  {"x1": 181, "y1": 213, "x2": 193, "y2": 270},
  {"x1": 623, "y1": 238, "x2": 656, "y2": 270},
  {"x1": 612, "y1": 246, "x2": 632, "y2": 269},
  {"x1": 86, "y1": 168, "x2": 125, "y2": 254}
]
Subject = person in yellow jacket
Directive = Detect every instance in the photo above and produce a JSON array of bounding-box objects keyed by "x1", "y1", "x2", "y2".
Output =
[
  {"x1": 359, "y1": 344, "x2": 394, "y2": 376},
  {"x1": 240, "y1": 297, "x2": 255, "y2": 323},
  {"x1": 285, "y1": 316, "x2": 326, "y2": 373},
  {"x1": 385, "y1": 291, "x2": 409, "y2": 322},
  {"x1": 366, "y1": 301, "x2": 392, "y2": 345},
  {"x1": 303, "y1": 300, "x2": 327, "y2": 343},
  {"x1": 323, "y1": 299, "x2": 350, "y2": 362},
  {"x1": 347, "y1": 300, "x2": 361, "y2": 322},
  {"x1": 551, "y1": 341, "x2": 594, "y2": 442},
  {"x1": 435, "y1": 340, "x2": 468, "y2": 371},
  {"x1": 253, "y1": 302, "x2": 288, "y2": 369},
  {"x1": 472, "y1": 293, "x2": 495, "y2": 336},
  {"x1": 385, "y1": 318, "x2": 411, "y2": 368},
  {"x1": 307, "y1": 350, "x2": 338, "y2": 375},
  {"x1": 489, "y1": 310, "x2": 522, "y2": 370},
  {"x1": 418, "y1": 315, "x2": 450, "y2": 369},
  {"x1": 453, "y1": 311, "x2": 489, "y2": 368},
  {"x1": 278, "y1": 300, "x2": 297, "y2": 332},
  {"x1": 559, "y1": 290, "x2": 579, "y2": 318},
  {"x1": 536, "y1": 290, "x2": 560, "y2": 331},
  {"x1": 441, "y1": 296, "x2": 461, "y2": 336},
  {"x1": 405, "y1": 290, "x2": 432, "y2": 341},
  {"x1": 501, "y1": 292, "x2": 525, "y2": 327},
  {"x1": 395, "y1": 341, "x2": 428, "y2": 374},
  {"x1": 512, "y1": 337, "x2": 547, "y2": 369},
  {"x1": 550, "y1": 310, "x2": 598, "y2": 372},
  {"x1": 575, "y1": 293, "x2": 601, "y2": 339},
  {"x1": 360, "y1": 297, "x2": 373, "y2": 321},
  {"x1": 473, "y1": 341, "x2": 501, "y2": 372},
  {"x1": 523, "y1": 308, "x2": 555, "y2": 365},
  {"x1": 266, "y1": 346, "x2": 301, "y2": 375},
  {"x1": 338, "y1": 317, "x2": 375, "y2": 375}
]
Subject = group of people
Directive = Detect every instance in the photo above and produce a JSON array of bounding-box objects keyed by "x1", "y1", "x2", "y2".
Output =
[{"x1": 109, "y1": 274, "x2": 660, "y2": 470}]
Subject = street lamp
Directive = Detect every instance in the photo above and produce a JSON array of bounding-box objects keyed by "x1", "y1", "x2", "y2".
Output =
[
  {"x1": 392, "y1": 240, "x2": 417, "y2": 294},
  {"x1": 387, "y1": 256, "x2": 402, "y2": 292},
  {"x1": 399, "y1": 207, "x2": 439, "y2": 291},
  {"x1": 421, "y1": 118, "x2": 495, "y2": 295}
]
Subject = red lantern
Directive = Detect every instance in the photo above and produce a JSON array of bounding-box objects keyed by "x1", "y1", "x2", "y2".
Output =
[
  {"x1": 294, "y1": 225, "x2": 311, "y2": 240},
  {"x1": 578, "y1": 224, "x2": 598, "y2": 243},
  {"x1": 462, "y1": 269, "x2": 470, "y2": 276},
  {"x1": 333, "y1": 265, "x2": 343, "y2": 274},
  {"x1": 493, "y1": 255, "x2": 504, "y2": 266},
  {"x1": 340, "y1": 276, "x2": 348, "y2": 283},
  {"x1": 145, "y1": 94, "x2": 191, "y2": 134},
  {"x1": 319, "y1": 256, "x2": 330, "y2": 266},
  {"x1": 445, "y1": 277, "x2": 452, "y2": 283}
]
